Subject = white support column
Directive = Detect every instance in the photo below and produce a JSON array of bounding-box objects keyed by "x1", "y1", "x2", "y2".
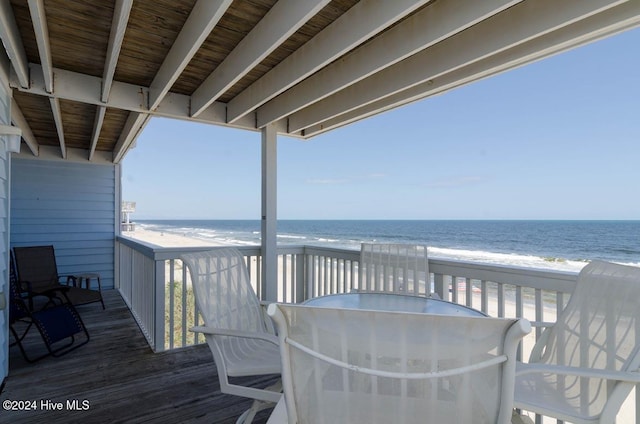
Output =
[{"x1": 261, "y1": 123, "x2": 277, "y2": 301}]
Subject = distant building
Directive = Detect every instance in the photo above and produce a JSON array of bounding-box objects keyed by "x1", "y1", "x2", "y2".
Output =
[{"x1": 122, "y1": 201, "x2": 136, "y2": 232}]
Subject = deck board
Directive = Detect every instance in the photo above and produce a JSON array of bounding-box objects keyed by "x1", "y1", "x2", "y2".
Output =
[{"x1": 2, "y1": 290, "x2": 277, "y2": 423}]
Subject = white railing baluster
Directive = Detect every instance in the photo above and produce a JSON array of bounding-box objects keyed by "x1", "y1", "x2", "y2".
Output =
[
  {"x1": 168, "y1": 259, "x2": 175, "y2": 349},
  {"x1": 497, "y1": 282, "x2": 505, "y2": 318},
  {"x1": 481, "y1": 280, "x2": 488, "y2": 314}
]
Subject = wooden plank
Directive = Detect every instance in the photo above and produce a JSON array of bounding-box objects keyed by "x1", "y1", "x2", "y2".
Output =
[{"x1": 4, "y1": 290, "x2": 277, "y2": 423}]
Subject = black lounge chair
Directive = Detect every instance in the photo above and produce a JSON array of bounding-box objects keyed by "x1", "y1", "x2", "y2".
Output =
[
  {"x1": 13, "y1": 245, "x2": 104, "y2": 309},
  {"x1": 9, "y1": 257, "x2": 90, "y2": 362}
]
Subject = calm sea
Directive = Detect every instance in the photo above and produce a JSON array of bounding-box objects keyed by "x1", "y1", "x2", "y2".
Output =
[{"x1": 135, "y1": 220, "x2": 640, "y2": 272}]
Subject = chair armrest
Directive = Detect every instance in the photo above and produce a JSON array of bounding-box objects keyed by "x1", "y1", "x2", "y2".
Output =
[
  {"x1": 190, "y1": 326, "x2": 280, "y2": 346},
  {"x1": 18, "y1": 279, "x2": 69, "y2": 300},
  {"x1": 527, "y1": 323, "x2": 554, "y2": 362},
  {"x1": 516, "y1": 362, "x2": 640, "y2": 383}
]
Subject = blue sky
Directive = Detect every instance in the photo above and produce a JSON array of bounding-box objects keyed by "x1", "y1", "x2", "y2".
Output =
[{"x1": 122, "y1": 28, "x2": 640, "y2": 220}]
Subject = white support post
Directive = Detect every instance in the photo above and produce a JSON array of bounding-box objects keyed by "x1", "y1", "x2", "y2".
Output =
[{"x1": 261, "y1": 123, "x2": 277, "y2": 301}]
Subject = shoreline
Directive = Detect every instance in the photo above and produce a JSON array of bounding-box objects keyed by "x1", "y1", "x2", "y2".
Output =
[{"x1": 122, "y1": 227, "x2": 225, "y2": 248}]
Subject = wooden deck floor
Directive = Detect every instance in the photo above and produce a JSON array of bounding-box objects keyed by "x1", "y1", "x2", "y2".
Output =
[{"x1": 2, "y1": 290, "x2": 278, "y2": 424}]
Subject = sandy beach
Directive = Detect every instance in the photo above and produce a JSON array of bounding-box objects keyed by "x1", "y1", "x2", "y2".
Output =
[{"x1": 122, "y1": 227, "x2": 224, "y2": 248}]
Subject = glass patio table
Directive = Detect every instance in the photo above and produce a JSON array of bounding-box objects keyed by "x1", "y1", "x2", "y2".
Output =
[{"x1": 303, "y1": 292, "x2": 486, "y2": 317}]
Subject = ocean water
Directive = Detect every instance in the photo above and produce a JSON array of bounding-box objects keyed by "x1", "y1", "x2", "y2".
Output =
[{"x1": 135, "y1": 220, "x2": 640, "y2": 272}]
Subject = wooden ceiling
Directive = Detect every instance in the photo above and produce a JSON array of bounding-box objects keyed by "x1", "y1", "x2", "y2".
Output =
[{"x1": 1, "y1": 0, "x2": 639, "y2": 163}]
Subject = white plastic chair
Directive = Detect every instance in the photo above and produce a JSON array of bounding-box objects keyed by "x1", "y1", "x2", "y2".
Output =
[
  {"x1": 359, "y1": 243, "x2": 433, "y2": 296},
  {"x1": 267, "y1": 303, "x2": 530, "y2": 424},
  {"x1": 514, "y1": 260, "x2": 640, "y2": 424},
  {"x1": 181, "y1": 248, "x2": 282, "y2": 424}
]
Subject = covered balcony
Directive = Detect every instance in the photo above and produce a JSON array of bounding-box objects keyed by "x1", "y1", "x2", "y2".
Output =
[
  {"x1": 1, "y1": 1, "x2": 640, "y2": 423},
  {"x1": 5, "y1": 239, "x2": 638, "y2": 422}
]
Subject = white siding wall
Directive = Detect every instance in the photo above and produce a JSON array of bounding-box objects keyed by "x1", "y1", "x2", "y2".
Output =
[
  {"x1": 11, "y1": 158, "x2": 117, "y2": 289},
  {"x1": 0, "y1": 56, "x2": 11, "y2": 383}
]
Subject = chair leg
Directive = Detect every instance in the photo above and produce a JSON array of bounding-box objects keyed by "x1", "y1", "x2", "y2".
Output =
[
  {"x1": 235, "y1": 380, "x2": 282, "y2": 424},
  {"x1": 236, "y1": 400, "x2": 275, "y2": 424},
  {"x1": 9, "y1": 323, "x2": 47, "y2": 363}
]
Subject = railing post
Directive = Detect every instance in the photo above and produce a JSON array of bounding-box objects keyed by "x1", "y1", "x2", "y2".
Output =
[
  {"x1": 154, "y1": 258, "x2": 166, "y2": 352},
  {"x1": 261, "y1": 123, "x2": 278, "y2": 301}
]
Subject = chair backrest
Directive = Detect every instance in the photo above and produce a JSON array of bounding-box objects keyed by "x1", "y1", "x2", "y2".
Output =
[
  {"x1": 359, "y1": 243, "x2": 430, "y2": 296},
  {"x1": 530, "y1": 260, "x2": 640, "y2": 419},
  {"x1": 269, "y1": 303, "x2": 530, "y2": 424},
  {"x1": 181, "y1": 248, "x2": 265, "y2": 334},
  {"x1": 13, "y1": 245, "x2": 60, "y2": 291}
]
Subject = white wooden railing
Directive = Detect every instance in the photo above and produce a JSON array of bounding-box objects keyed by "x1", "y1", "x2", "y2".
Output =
[
  {"x1": 115, "y1": 236, "x2": 577, "y2": 352},
  {"x1": 114, "y1": 236, "x2": 636, "y2": 424}
]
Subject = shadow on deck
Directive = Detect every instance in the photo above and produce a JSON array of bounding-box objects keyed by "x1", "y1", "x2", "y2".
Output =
[{"x1": 2, "y1": 290, "x2": 277, "y2": 423}]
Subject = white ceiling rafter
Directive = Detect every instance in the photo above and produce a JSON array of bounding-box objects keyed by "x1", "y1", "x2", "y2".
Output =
[
  {"x1": 255, "y1": 0, "x2": 523, "y2": 128},
  {"x1": 226, "y1": 0, "x2": 433, "y2": 124},
  {"x1": 89, "y1": 106, "x2": 106, "y2": 161},
  {"x1": 149, "y1": 0, "x2": 232, "y2": 110},
  {"x1": 89, "y1": 0, "x2": 132, "y2": 161},
  {"x1": 303, "y1": 2, "x2": 640, "y2": 138},
  {"x1": 29, "y1": 0, "x2": 68, "y2": 157},
  {"x1": 286, "y1": 0, "x2": 628, "y2": 133},
  {"x1": 28, "y1": 0, "x2": 53, "y2": 93},
  {"x1": 190, "y1": 0, "x2": 331, "y2": 117},
  {"x1": 10, "y1": 98, "x2": 38, "y2": 155},
  {"x1": 49, "y1": 97, "x2": 66, "y2": 158},
  {"x1": 0, "y1": 1, "x2": 29, "y2": 88},
  {"x1": 102, "y1": 0, "x2": 133, "y2": 103}
]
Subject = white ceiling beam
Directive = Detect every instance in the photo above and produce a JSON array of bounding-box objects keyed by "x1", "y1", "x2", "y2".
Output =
[
  {"x1": 226, "y1": 0, "x2": 433, "y2": 124},
  {"x1": 286, "y1": 0, "x2": 628, "y2": 133},
  {"x1": 10, "y1": 98, "x2": 38, "y2": 155},
  {"x1": 0, "y1": 1, "x2": 29, "y2": 88},
  {"x1": 190, "y1": 0, "x2": 331, "y2": 117},
  {"x1": 303, "y1": 3, "x2": 640, "y2": 138},
  {"x1": 14, "y1": 64, "x2": 257, "y2": 130},
  {"x1": 149, "y1": 0, "x2": 232, "y2": 110},
  {"x1": 28, "y1": 0, "x2": 53, "y2": 93},
  {"x1": 256, "y1": 0, "x2": 523, "y2": 128},
  {"x1": 89, "y1": 106, "x2": 106, "y2": 161},
  {"x1": 28, "y1": 0, "x2": 68, "y2": 157},
  {"x1": 49, "y1": 97, "x2": 66, "y2": 158},
  {"x1": 102, "y1": 0, "x2": 133, "y2": 103},
  {"x1": 91, "y1": 0, "x2": 132, "y2": 161},
  {"x1": 113, "y1": 113, "x2": 150, "y2": 163}
]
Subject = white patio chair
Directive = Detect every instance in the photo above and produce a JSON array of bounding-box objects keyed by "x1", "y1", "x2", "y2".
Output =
[
  {"x1": 181, "y1": 248, "x2": 282, "y2": 424},
  {"x1": 359, "y1": 243, "x2": 434, "y2": 297},
  {"x1": 514, "y1": 260, "x2": 640, "y2": 424},
  {"x1": 267, "y1": 303, "x2": 530, "y2": 424}
]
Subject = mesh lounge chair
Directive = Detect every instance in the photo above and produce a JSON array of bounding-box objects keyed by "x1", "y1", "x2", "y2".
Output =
[
  {"x1": 514, "y1": 260, "x2": 640, "y2": 424},
  {"x1": 181, "y1": 248, "x2": 282, "y2": 424},
  {"x1": 9, "y1": 255, "x2": 90, "y2": 362},
  {"x1": 13, "y1": 245, "x2": 104, "y2": 309},
  {"x1": 267, "y1": 303, "x2": 530, "y2": 424},
  {"x1": 359, "y1": 243, "x2": 435, "y2": 297}
]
